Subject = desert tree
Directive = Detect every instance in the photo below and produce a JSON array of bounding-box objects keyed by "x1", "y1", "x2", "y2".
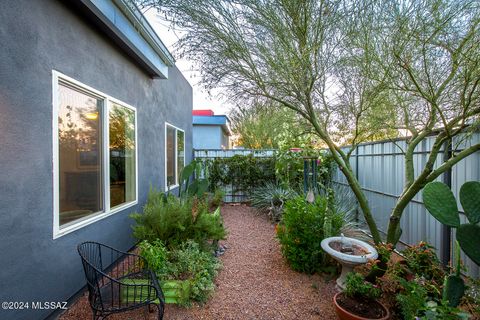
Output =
[
  {"x1": 139, "y1": 0, "x2": 480, "y2": 246},
  {"x1": 229, "y1": 103, "x2": 318, "y2": 149}
]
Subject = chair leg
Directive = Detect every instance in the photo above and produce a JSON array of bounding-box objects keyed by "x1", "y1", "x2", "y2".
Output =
[
  {"x1": 157, "y1": 303, "x2": 164, "y2": 320},
  {"x1": 143, "y1": 305, "x2": 149, "y2": 320},
  {"x1": 92, "y1": 310, "x2": 108, "y2": 320}
]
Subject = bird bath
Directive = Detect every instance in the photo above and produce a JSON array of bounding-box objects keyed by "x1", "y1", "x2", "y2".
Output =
[{"x1": 321, "y1": 234, "x2": 378, "y2": 290}]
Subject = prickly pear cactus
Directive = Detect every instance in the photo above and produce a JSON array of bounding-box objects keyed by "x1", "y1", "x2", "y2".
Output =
[
  {"x1": 443, "y1": 275, "x2": 465, "y2": 307},
  {"x1": 423, "y1": 182, "x2": 460, "y2": 227},
  {"x1": 457, "y1": 224, "x2": 480, "y2": 265},
  {"x1": 460, "y1": 181, "x2": 480, "y2": 224},
  {"x1": 423, "y1": 181, "x2": 480, "y2": 266},
  {"x1": 443, "y1": 242, "x2": 465, "y2": 307}
]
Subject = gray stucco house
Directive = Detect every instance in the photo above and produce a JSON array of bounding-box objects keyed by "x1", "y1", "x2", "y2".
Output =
[
  {"x1": 0, "y1": 1, "x2": 192, "y2": 319},
  {"x1": 192, "y1": 110, "x2": 231, "y2": 149}
]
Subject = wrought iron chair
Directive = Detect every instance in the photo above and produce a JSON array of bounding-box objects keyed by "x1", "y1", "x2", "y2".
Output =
[{"x1": 77, "y1": 241, "x2": 165, "y2": 320}]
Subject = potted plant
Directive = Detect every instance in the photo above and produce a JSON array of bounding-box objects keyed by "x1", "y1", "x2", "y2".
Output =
[{"x1": 334, "y1": 272, "x2": 390, "y2": 320}]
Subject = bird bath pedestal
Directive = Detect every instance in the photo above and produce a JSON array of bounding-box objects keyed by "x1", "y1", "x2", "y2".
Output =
[{"x1": 321, "y1": 235, "x2": 378, "y2": 290}]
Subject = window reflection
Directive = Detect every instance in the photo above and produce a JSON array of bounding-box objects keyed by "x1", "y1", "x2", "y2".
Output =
[
  {"x1": 109, "y1": 104, "x2": 136, "y2": 208},
  {"x1": 166, "y1": 126, "x2": 176, "y2": 187},
  {"x1": 177, "y1": 130, "x2": 185, "y2": 180},
  {"x1": 58, "y1": 83, "x2": 103, "y2": 227}
]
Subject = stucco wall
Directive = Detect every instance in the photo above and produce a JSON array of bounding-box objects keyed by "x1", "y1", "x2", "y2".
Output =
[
  {"x1": 0, "y1": 1, "x2": 192, "y2": 319},
  {"x1": 221, "y1": 131, "x2": 230, "y2": 149},
  {"x1": 193, "y1": 125, "x2": 223, "y2": 149}
]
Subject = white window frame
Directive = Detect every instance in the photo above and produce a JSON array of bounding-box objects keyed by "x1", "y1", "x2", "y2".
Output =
[
  {"x1": 52, "y1": 70, "x2": 138, "y2": 239},
  {"x1": 165, "y1": 122, "x2": 185, "y2": 190}
]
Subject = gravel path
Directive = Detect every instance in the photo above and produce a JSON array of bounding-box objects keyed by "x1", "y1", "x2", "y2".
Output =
[{"x1": 60, "y1": 204, "x2": 337, "y2": 320}]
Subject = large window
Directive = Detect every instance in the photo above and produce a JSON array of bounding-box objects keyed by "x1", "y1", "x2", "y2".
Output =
[
  {"x1": 165, "y1": 123, "x2": 185, "y2": 189},
  {"x1": 53, "y1": 71, "x2": 137, "y2": 238}
]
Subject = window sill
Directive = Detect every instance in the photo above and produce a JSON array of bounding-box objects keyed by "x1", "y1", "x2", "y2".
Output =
[
  {"x1": 166, "y1": 184, "x2": 179, "y2": 192},
  {"x1": 53, "y1": 200, "x2": 138, "y2": 239}
]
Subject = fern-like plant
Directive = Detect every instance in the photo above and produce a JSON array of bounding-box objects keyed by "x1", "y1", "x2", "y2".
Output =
[{"x1": 130, "y1": 189, "x2": 226, "y2": 249}]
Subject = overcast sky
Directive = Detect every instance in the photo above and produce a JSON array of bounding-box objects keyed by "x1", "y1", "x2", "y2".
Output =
[{"x1": 143, "y1": 9, "x2": 232, "y2": 116}]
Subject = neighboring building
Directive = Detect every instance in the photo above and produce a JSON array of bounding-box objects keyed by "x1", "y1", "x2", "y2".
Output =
[
  {"x1": 193, "y1": 110, "x2": 231, "y2": 149},
  {"x1": 0, "y1": 1, "x2": 192, "y2": 319}
]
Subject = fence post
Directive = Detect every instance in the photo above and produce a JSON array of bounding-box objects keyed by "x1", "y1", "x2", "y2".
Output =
[{"x1": 441, "y1": 139, "x2": 453, "y2": 266}]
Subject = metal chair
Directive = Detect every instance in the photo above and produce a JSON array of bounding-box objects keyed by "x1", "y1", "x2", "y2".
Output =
[{"x1": 77, "y1": 241, "x2": 165, "y2": 320}]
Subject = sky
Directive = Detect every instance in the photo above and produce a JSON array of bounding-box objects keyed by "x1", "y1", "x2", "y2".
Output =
[{"x1": 143, "y1": 9, "x2": 232, "y2": 116}]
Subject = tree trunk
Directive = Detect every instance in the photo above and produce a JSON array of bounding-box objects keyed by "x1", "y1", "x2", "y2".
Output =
[{"x1": 338, "y1": 161, "x2": 382, "y2": 244}]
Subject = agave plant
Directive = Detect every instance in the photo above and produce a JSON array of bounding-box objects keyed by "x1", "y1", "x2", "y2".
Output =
[{"x1": 249, "y1": 182, "x2": 297, "y2": 221}]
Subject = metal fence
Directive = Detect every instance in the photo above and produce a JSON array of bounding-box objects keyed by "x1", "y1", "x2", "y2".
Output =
[
  {"x1": 194, "y1": 141, "x2": 480, "y2": 277},
  {"x1": 332, "y1": 133, "x2": 480, "y2": 277},
  {"x1": 193, "y1": 149, "x2": 276, "y2": 202}
]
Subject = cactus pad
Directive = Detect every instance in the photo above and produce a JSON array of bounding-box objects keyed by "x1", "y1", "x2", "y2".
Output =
[
  {"x1": 443, "y1": 274, "x2": 465, "y2": 307},
  {"x1": 423, "y1": 182, "x2": 460, "y2": 227},
  {"x1": 457, "y1": 224, "x2": 480, "y2": 265},
  {"x1": 460, "y1": 181, "x2": 480, "y2": 224}
]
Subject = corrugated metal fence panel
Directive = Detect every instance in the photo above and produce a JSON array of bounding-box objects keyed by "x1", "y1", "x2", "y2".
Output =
[
  {"x1": 334, "y1": 134, "x2": 479, "y2": 278},
  {"x1": 194, "y1": 149, "x2": 276, "y2": 203},
  {"x1": 194, "y1": 149, "x2": 276, "y2": 159}
]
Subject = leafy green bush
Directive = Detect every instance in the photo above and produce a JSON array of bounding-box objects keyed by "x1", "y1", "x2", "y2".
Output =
[
  {"x1": 275, "y1": 149, "x2": 336, "y2": 191},
  {"x1": 396, "y1": 278, "x2": 428, "y2": 319},
  {"x1": 208, "y1": 188, "x2": 225, "y2": 208},
  {"x1": 138, "y1": 239, "x2": 171, "y2": 278},
  {"x1": 130, "y1": 190, "x2": 226, "y2": 249},
  {"x1": 276, "y1": 195, "x2": 343, "y2": 273},
  {"x1": 139, "y1": 240, "x2": 221, "y2": 305},
  {"x1": 344, "y1": 272, "x2": 381, "y2": 301},
  {"x1": 206, "y1": 154, "x2": 276, "y2": 194},
  {"x1": 170, "y1": 241, "x2": 221, "y2": 303}
]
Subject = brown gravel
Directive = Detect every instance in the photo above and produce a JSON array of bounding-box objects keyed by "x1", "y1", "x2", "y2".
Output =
[{"x1": 60, "y1": 204, "x2": 338, "y2": 320}]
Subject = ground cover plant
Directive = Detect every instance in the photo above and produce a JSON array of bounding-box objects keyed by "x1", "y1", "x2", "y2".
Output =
[
  {"x1": 335, "y1": 272, "x2": 387, "y2": 319},
  {"x1": 366, "y1": 241, "x2": 479, "y2": 319},
  {"x1": 139, "y1": 239, "x2": 221, "y2": 306}
]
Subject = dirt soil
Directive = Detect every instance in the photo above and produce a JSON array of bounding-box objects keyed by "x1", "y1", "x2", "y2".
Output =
[
  {"x1": 60, "y1": 204, "x2": 338, "y2": 320},
  {"x1": 336, "y1": 293, "x2": 387, "y2": 319}
]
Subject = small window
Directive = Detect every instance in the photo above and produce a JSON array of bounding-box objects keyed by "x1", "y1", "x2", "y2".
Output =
[
  {"x1": 54, "y1": 71, "x2": 137, "y2": 238},
  {"x1": 165, "y1": 123, "x2": 185, "y2": 189}
]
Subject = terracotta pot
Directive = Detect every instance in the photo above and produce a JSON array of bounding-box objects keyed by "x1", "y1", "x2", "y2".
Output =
[{"x1": 333, "y1": 292, "x2": 390, "y2": 320}]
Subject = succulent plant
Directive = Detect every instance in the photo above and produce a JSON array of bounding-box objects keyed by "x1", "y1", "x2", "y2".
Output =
[
  {"x1": 442, "y1": 242, "x2": 465, "y2": 307},
  {"x1": 423, "y1": 181, "x2": 480, "y2": 266}
]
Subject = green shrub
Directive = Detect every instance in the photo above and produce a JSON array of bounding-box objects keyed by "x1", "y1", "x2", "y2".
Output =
[
  {"x1": 170, "y1": 241, "x2": 221, "y2": 303},
  {"x1": 138, "y1": 239, "x2": 171, "y2": 278},
  {"x1": 275, "y1": 149, "x2": 336, "y2": 191},
  {"x1": 276, "y1": 195, "x2": 343, "y2": 273},
  {"x1": 344, "y1": 272, "x2": 381, "y2": 301},
  {"x1": 139, "y1": 240, "x2": 221, "y2": 305},
  {"x1": 206, "y1": 154, "x2": 276, "y2": 194},
  {"x1": 130, "y1": 190, "x2": 226, "y2": 249},
  {"x1": 396, "y1": 278, "x2": 428, "y2": 319},
  {"x1": 209, "y1": 188, "x2": 225, "y2": 208}
]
